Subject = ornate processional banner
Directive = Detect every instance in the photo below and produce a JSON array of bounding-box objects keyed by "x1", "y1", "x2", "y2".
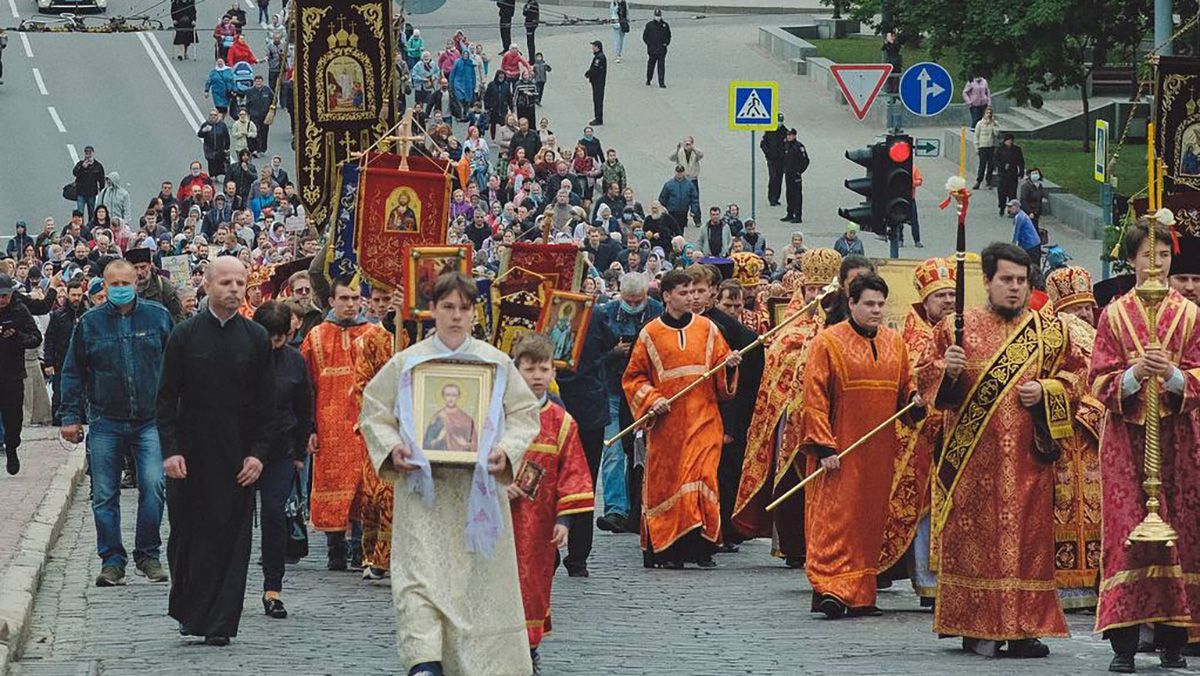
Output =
[
  {"x1": 294, "y1": 0, "x2": 396, "y2": 231},
  {"x1": 498, "y1": 242, "x2": 586, "y2": 293},
  {"x1": 1156, "y1": 56, "x2": 1200, "y2": 195},
  {"x1": 355, "y1": 152, "x2": 452, "y2": 289},
  {"x1": 326, "y1": 162, "x2": 361, "y2": 280}
]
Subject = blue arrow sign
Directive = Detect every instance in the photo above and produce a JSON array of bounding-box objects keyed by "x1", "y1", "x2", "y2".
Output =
[{"x1": 899, "y1": 62, "x2": 953, "y2": 117}]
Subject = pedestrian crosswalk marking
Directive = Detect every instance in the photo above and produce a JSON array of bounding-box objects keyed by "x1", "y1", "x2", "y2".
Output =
[{"x1": 737, "y1": 90, "x2": 769, "y2": 121}]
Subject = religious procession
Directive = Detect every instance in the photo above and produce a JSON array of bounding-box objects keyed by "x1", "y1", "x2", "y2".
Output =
[{"x1": 4, "y1": 0, "x2": 1200, "y2": 674}]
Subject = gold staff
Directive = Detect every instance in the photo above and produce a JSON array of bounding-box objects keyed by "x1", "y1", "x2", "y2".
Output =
[
  {"x1": 765, "y1": 400, "x2": 918, "y2": 512},
  {"x1": 602, "y1": 275, "x2": 840, "y2": 448},
  {"x1": 1126, "y1": 150, "x2": 1178, "y2": 547}
]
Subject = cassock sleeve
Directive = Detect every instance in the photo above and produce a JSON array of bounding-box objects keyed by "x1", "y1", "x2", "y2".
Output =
[
  {"x1": 894, "y1": 335, "x2": 924, "y2": 426},
  {"x1": 711, "y1": 325, "x2": 737, "y2": 402},
  {"x1": 156, "y1": 323, "x2": 188, "y2": 459},
  {"x1": 1173, "y1": 302, "x2": 1200, "y2": 416},
  {"x1": 498, "y1": 358, "x2": 541, "y2": 480},
  {"x1": 1089, "y1": 304, "x2": 1141, "y2": 421},
  {"x1": 798, "y1": 333, "x2": 836, "y2": 458},
  {"x1": 360, "y1": 356, "x2": 406, "y2": 484},
  {"x1": 555, "y1": 413, "x2": 595, "y2": 518},
  {"x1": 622, "y1": 330, "x2": 664, "y2": 420},
  {"x1": 916, "y1": 317, "x2": 966, "y2": 410}
]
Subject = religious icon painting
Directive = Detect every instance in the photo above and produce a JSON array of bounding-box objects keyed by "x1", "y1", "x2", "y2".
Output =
[
  {"x1": 513, "y1": 460, "x2": 546, "y2": 499},
  {"x1": 535, "y1": 290, "x2": 594, "y2": 371},
  {"x1": 492, "y1": 266, "x2": 549, "y2": 356},
  {"x1": 404, "y1": 245, "x2": 473, "y2": 320},
  {"x1": 766, "y1": 297, "x2": 790, "y2": 329},
  {"x1": 410, "y1": 359, "x2": 495, "y2": 466}
]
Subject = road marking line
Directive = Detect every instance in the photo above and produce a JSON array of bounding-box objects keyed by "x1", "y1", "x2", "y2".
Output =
[
  {"x1": 32, "y1": 68, "x2": 48, "y2": 95},
  {"x1": 148, "y1": 32, "x2": 206, "y2": 125},
  {"x1": 47, "y1": 106, "x2": 67, "y2": 133},
  {"x1": 67, "y1": 143, "x2": 79, "y2": 163},
  {"x1": 7, "y1": 0, "x2": 17, "y2": 20},
  {"x1": 19, "y1": 32, "x2": 33, "y2": 58},
  {"x1": 243, "y1": 0, "x2": 254, "y2": 10},
  {"x1": 136, "y1": 32, "x2": 201, "y2": 130}
]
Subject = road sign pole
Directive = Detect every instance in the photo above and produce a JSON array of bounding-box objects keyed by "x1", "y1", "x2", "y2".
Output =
[
  {"x1": 1101, "y1": 181, "x2": 1113, "y2": 279},
  {"x1": 750, "y1": 131, "x2": 757, "y2": 220}
]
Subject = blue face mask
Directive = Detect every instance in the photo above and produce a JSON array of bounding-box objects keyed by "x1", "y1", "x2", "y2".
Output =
[
  {"x1": 620, "y1": 300, "x2": 647, "y2": 314},
  {"x1": 107, "y1": 286, "x2": 136, "y2": 306}
]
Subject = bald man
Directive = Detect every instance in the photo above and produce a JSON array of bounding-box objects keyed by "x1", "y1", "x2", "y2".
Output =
[{"x1": 157, "y1": 256, "x2": 275, "y2": 645}]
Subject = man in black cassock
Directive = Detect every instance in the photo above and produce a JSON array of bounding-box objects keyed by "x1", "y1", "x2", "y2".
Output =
[
  {"x1": 687, "y1": 264, "x2": 764, "y2": 548},
  {"x1": 157, "y1": 256, "x2": 274, "y2": 645}
]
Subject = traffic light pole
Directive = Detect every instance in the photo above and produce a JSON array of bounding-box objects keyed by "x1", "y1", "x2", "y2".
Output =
[{"x1": 887, "y1": 94, "x2": 903, "y2": 259}]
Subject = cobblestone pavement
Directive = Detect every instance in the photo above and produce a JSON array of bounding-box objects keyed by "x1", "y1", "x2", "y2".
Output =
[
  {"x1": 11, "y1": 477, "x2": 1189, "y2": 675},
  {"x1": 0, "y1": 428, "x2": 72, "y2": 574}
]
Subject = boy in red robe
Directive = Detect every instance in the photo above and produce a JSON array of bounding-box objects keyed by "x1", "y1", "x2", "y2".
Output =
[{"x1": 508, "y1": 334, "x2": 595, "y2": 673}]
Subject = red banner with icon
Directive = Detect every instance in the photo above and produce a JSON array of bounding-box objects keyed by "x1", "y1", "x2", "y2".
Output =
[{"x1": 355, "y1": 152, "x2": 451, "y2": 288}]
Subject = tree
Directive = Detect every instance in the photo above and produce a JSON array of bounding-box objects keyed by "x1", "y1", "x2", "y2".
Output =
[{"x1": 843, "y1": 0, "x2": 1149, "y2": 150}]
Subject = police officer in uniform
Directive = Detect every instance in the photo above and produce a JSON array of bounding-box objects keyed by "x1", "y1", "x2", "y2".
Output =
[
  {"x1": 585, "y1": 40, "x2": 607, "y2": 126},
  {"x1": 781, "y1": 128, "x2": 809, "y2": 223},
  {"x1": 759, "y1": 113, "x2": 788, "y2": 206}
]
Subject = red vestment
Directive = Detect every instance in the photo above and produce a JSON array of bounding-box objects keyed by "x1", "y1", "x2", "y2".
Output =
[
  {"x1": 1090, "y1": 290, "x2": 1200, "y2": 633},
  {"x1": 351, "y1": 326, "x2": 398, "y2": 569},
  {"x1": 623, "y1": 314, "x2": 736, "y2": 557},
  {"x1": 731, "y1": 286, "x2": 822, "y2": 550},
  {"x1": 511, "y1": 402, "x2": 594, "y2": 648},
  {"x1": 878, "y1": 306, "x2": 941, "y2": 585},
  {"x1": 301, "y1": 320, "x2": 389, "y2": 531},
  {"x1": 800, "y1": 321, "x2": 913, "y2": 609},
  {"x1": 917, "y1": 308, "x2": 1081, "y2": 640}
]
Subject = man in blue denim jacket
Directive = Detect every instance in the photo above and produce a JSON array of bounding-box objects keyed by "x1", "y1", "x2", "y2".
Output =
[{"x1": 60, "y1": 259, "x2": 175, "y2": 588}]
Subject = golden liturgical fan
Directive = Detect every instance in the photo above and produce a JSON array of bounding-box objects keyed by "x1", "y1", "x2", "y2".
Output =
[{"x1": 1126, "y1": 145, "x2": 1178, "y2": 547}]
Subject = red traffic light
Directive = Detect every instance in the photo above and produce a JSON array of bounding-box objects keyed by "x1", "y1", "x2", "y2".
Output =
[{"x1": 887, "y1": 140, "x2": 911, "y2": 164}]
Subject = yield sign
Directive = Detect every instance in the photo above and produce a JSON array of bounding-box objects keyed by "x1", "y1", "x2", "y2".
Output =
[{"x1": 829, "y1": 64, "x2": 893, "y2": 121}]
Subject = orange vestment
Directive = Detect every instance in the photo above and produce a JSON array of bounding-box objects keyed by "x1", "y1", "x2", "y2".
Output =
[
  {"x1": 917, "y1": 308, "x2": 1081, "y2": 640},
  {"x1": 511, "y1": 401, "x2": 595, "y2": 648},
  {"x1": 800, "y1": 321, "x2": 914, "y2": 609},
  {"x1": 351, "y1": 324, "x2": 399, "y2": 568},
  {"x1": 623, "y1": 314, "x2": 736, "y2": 556},
  {"x1": 301, "y1": 319, "x2": 390, "y2": 531}
]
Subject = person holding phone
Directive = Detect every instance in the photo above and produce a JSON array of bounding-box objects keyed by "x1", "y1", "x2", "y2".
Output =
[{"x1": 0, "y1": 273, "x2": 42, "y2": 475}]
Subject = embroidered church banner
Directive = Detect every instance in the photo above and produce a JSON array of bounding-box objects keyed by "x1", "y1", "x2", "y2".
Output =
[
  {"x1": 498, "y1": 242, "x2": 586, "y2": 292},
  {"x1": 1156, "y1": 56, "x2": 1200, "y2": 194},
  {"x1": 326, "y1": 162, "x2": 361, "y2": 279},
  {"x1": 1131, "y1": 192, "x2": 1200, "y2": 239},
  {"x1": 491, "y1": 266, "x2": 548, "y2": 355},
  {"x1": 294, "y1": 0, "x2": 395, "y2": 231},
  {"x1": 356, "y1": 152, "x2": 452, "y2": 289}
]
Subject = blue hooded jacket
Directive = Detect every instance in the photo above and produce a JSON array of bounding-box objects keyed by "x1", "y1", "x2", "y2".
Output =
[
  {"x1": 205, "y1": 66, "x2": 235, "y2": 108},
  {"x1": 450, "y1": 56, "x2": 476, "y2": 104}
]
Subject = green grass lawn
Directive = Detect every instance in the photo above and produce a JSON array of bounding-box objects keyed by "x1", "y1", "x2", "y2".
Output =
[
  {"x1": 1020, "y1": 139, "x2": 1148, "y2": 206},
  {"x1": 807, "y1": 37, "x2": 1013, "y2": 92}
]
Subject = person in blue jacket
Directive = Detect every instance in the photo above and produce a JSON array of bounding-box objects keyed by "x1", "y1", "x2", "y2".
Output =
[
  {"x1": 449, "y1": 53, "x2": 476, "y2": 122},
  {"x1": 204, "y1": 59, "x2": 236, "y2": 116}
]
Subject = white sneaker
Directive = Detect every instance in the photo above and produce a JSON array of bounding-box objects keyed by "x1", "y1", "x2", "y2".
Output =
[{"x1": 615, "y1": 56, "x2": 622, "y2": 63}]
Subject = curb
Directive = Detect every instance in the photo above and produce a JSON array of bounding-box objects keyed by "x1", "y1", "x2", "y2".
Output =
[
  {"x1": 538, "y1": 0, "x2": 831, "y2": 15},
  {"x1": 0, "y1": 448, "x2": 87, "y2": 676}
]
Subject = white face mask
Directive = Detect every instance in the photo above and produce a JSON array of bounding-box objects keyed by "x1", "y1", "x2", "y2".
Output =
[
  {"x1": 1030, "y1": 173, "x2": 1041, "y2": 182},
  {"x1": 191, "y1": 169, "x2": 201, "y2": 177}
]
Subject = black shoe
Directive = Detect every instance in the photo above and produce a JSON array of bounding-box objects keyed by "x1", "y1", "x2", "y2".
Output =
[
  {"x1": 566, "y1": 565, "x2": 589, "y2": 578},
  {"x1": 972, "y1": 182, "x2": 981, "y2": 190},
  {"x1": 589, "y1": 119, "x2": 603, "y2": 126},
  {"x1": 818, "y1": 597, "x2": 846, "y2": 619},
  {"x1": 717, "y1": 543, "x2": 739, "y2": 553},
  {"x1": 780, "y1": 216, "x2": 793, "y2": 222},
  {"x1": 848, "y1": 605, "x2": 883, "y2": 617},
  {"x1": 204, "y1": 636, "x2": 230, "y2": 646},
  {"x1": 768, "y1": 201, "x2": 780, "y2": 206},
  {"x1": 327, "y1": 556, "x2": 347, "y2": 571},
  {"x1": 645, "y1": 81, "x2": 651, "y2": 86},
  {"x1": 659, "y1": 83, "x2": 666, "y2": 88},
  {"x1": 121, "y1": 471, "x2": 136, "y2": 489},
  {"x1": 1006, "y1": 638, "x2": 1050, "y2": 658},
  {"x1": 6, "y1": 449, "x2": 19, "y2": 476},
  {"x1": 262, "y1": 594, "x2": 288, "y2": 619},
  {"x1": 1162, "y1": 649, "x2": 1187, "y2": 668},
  {"x1": 696, "y1": 557, "x2": 717, "y2": 568},
  {"x1": 1108, "y1": 654, "x2": 1135, "y2": 673},
  {"x1": 784, "y1": 556, "x2": 804, "y2": 569},
  {"x1": 660, "y1": 559, "x2": 684, "y2": 570},
  {"x1": 596, "y1": 513, "x2": 628, "y2": 533}
]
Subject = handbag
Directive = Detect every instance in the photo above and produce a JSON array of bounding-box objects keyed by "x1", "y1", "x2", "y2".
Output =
[
  {"x1": 61, "y1": 183, "x2": 77, "y2": 202},
  {"x1": 264, "y1": 105, "x2": 276, "y2": 125},
  {"x1": 284, "y1": 471, "x2": 309, "y2": 561}
]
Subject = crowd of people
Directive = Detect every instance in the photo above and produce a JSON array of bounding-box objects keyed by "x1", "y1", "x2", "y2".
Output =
[{"x1": 6, "y1": 4, "x2": 1200, "y2": 676}]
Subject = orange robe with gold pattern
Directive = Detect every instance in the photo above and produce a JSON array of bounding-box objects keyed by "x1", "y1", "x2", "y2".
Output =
[
  {"x1": 623, "y1": 314, "x2": 736, "y2": 555},
  {"x1": 511, "y1": 401, "x2": 595, "y2": 649},
  {"x1": 301, "y1": 320, "x2": 391, "y2": 531},
  {"x1": 800, "y1": 321, "x2": 914, "y2": 609},
  {"x1": 917, "y1": 308, "x2": 1082, "y2": 641},
  {"x1": 731, "y1": 286, "x2": 821, "y2": 556},
  {"x1": 1052, "y1": 313, "x2": 1103, "y2": 608},
  {"x1": 351, "y1": 324, "x2": 400, "y2": 568}
]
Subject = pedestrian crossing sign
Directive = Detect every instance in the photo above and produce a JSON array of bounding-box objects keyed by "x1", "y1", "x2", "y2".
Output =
[{"x1": 729, "y1": 81, "x2": 779, "y2": 131}]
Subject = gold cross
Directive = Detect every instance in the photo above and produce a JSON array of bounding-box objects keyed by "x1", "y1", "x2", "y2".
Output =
[{"x1": 338, "y1": 131, "x2": 357, "y2": 157}]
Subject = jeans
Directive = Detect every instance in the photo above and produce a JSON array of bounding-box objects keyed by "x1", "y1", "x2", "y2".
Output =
[
  {"x1": 599, "y1": 393, "x2": 629, "y2": 517},
  {"x1": 256, "y1": 456, "x2": 294, "y2": 592},
  {"x1": 611, "y1": 26, "x2": 624, "y2": 56},
  {"x1": 75, "y1": 194, "x2": 97, "y2": 221},
  {"x1": 257, "y1": 4, "x2": 269, "y2": 23},
  {"x1": 86, "y1": 417, "x2": 165, "y2": 568},
  {"x1": 975, "y1": 147, "x2": 995, "y2": 185},
  {"x1": 968, "y1": 105, "x2": 986, "y2": 130}
]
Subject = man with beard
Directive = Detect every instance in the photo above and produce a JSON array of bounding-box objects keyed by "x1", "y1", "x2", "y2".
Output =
[
  {"x1": 916, "y1": 242, "x2": 1086, "y2": 658},
  {"x1": 684, "y1": 263, "x2": 764, "y2": 549},
  {"x1": 158, "y1": 256, "x2": 274, "y2": 645},
  {"x1": 126, "y1": 247, "x2": 184, "y2": 323}
]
